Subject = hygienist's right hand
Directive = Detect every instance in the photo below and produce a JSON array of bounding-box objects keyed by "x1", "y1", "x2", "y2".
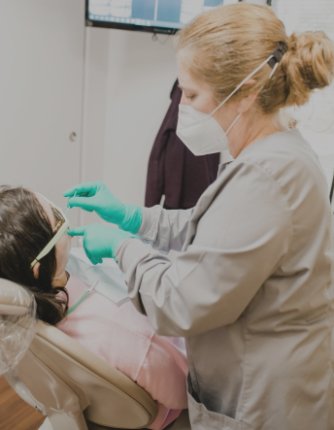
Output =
[
  {"x1": 64, "y1": 181, "x2": 142, "y2": 234},
  {"x1": 68, "y1": 223, "x2": 134, "y2": 265}
]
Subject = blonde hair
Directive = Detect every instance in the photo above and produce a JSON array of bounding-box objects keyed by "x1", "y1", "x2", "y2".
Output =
[{"x1": 176, "y1": 4, "x2": 334, "y2": 114}]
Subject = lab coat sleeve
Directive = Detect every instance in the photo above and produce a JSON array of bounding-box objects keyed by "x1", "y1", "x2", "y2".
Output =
[
  {"x1": 118, "y1": 162, "x2": 292, "y2": 336},
  {"x1": 138, "y1": 205, "x2": 193, "y2": 252}
]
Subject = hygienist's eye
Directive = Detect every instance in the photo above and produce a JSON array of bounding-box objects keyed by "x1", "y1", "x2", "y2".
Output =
[{"x1": 185, "y1": 93, "x2": 196, "y2": 101}]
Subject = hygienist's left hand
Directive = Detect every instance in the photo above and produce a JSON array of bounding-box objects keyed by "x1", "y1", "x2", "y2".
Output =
[{"x1": 68, "y1": 224, "x2": 134, "y2": 265}]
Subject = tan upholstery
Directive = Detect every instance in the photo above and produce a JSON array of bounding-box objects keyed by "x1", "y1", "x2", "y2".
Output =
[{"x1": 1, "y1": 279, "x2": 159, "y2": 429}]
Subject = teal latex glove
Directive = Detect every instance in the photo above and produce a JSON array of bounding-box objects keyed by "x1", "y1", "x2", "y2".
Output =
[
  {"x1": 64, "y1": 182, "x2": 142, "y2": 234},
  {"x1": 68, "y1": 224, "x2": 134, "y2": 265}
]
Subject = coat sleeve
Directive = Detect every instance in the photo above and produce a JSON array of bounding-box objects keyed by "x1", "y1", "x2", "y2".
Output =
[
  {"x1": 118, "y1": 162, "x2": 292, "y2": 336},
  {"x1": 138, "y1": 205, "x2": 193, "y2": 252}
]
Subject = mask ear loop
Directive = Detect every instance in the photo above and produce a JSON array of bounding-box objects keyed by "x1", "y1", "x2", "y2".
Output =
[
  {"x1": 210, "y1": 54, "x2": 275, "y2": 117},
  {"x1": 226, "y1": 113, "x2": 242, "y2": 135},
  {"x1": 268, "y1": 41, "x2": 288, "y2": 80},
  {"x1": 268, "y1": 62, "x2": 279, "y2": 79}
]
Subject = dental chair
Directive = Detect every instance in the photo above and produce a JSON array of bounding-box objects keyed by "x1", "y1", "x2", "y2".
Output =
[{"x1": 0, "y1": 278, "x2": 189, "y2": 430}]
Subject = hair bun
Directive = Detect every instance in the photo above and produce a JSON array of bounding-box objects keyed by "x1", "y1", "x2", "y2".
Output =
[{"x1": 282, "y1": 31, "x2": 334, "y2": 106}]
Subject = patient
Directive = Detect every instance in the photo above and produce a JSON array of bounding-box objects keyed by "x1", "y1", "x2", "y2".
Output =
[{"x1": 0, "y1": 186, "x2": 187, "y2": 430}]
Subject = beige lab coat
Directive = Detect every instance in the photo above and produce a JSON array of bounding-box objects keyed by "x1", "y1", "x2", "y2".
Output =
[{"x1": 117, "y1": 129, "x2": 334, "y2": 429}]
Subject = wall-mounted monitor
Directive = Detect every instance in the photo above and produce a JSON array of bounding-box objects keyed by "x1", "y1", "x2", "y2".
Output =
[{"x1": 86, "y1": 0, "x2": 226, "y2": 35}]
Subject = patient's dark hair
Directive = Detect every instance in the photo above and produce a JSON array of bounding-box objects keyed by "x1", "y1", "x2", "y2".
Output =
[{"x1": 0, "y1": 186, "x2": 68, "y2": 324}]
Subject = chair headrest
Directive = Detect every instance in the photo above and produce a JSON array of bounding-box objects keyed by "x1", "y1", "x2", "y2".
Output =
[{"x1": 0, "y1": 278, "x2": 36, "y2": 375}]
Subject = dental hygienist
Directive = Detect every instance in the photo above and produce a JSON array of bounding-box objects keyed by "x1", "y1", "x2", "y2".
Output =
[{"x1": 65, "y1": 4, "x2": 334, "y2": 429}]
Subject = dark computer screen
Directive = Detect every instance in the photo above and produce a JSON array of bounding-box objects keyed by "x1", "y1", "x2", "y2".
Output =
[{"x1": 86, "y1": 0, "x2": 225, "y2": 34}]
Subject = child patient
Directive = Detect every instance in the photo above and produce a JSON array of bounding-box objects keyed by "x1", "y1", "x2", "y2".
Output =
[{"x1": 0, "y1": 186, "x2": 187, "y2": 430}]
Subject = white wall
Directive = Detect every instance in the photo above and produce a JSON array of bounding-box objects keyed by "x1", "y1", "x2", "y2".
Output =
[
  {"x1": 0, "y1": 0, "x2": 85, "y2": 226},
  {"x1": 82, "y1": 28, "x2": 177, "y2": 211}
]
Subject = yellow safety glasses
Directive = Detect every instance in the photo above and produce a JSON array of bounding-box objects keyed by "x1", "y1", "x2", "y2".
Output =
[{"x1": 30, "y1": 205, "x2": 70, "y2": 269}]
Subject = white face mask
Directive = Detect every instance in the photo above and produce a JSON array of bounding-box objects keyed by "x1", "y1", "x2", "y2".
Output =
[
  {"x1": 176, "y1": 53, "x2": 277, "y2": 157},
  {"x1": 177, "y1": 104, "x2": 241, "y2": 156}
]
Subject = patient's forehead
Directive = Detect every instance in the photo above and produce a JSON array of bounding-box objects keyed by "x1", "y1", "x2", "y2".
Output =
[{"x1": 34, "y1": 192, "x2": 56, "y2": 228}]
